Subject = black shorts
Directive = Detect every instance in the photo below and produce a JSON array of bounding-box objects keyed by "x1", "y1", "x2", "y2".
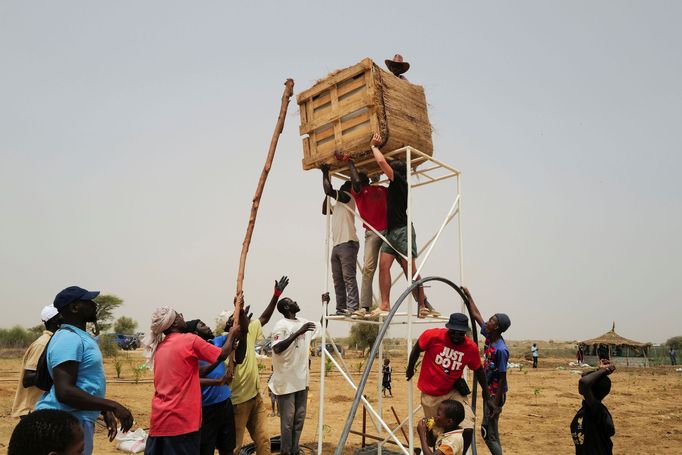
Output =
[
  {"x1": 200, "y1": 398, "x2": 236, "y2": 455},
  {"x1": 145, "y1": 431, "x2": 200, "y2": 455}
]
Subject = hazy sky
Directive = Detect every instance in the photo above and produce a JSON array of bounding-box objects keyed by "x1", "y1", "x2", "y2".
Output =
[{"x1": 1, "y1": 1, "x2": 680, "y2": 343}]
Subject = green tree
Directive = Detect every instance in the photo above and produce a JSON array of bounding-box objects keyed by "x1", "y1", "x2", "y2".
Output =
[
  {"x1": 349, "y1": 322, "x2": 379, "y2": 357},
  {"x1": 665, "y1": 336, "x2": 682, "y2": 350},
  {"x1": 27, "y1": 324, "x2": 45, "y2": 338},
  {"x1": 113, "y1": 316, "x2": 138, "y2": 335},
  {"x1": 0, "y1": 326, "x2": 40, "y2": 349},
  {"x1": 94, "y1": 294, "x2": 123, "y2": 332}
]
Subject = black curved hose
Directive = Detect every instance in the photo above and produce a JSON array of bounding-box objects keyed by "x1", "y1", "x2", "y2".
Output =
[{"x1": 334, "y1": 276, "x2": 479, "y2": 455}]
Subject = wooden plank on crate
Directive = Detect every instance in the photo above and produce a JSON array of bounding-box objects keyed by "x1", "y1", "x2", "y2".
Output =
[
  {"x1": 299, "y1": 95, "x2": 372, "y2": 134},
  {"x1": 302, "y1": 137, "x2": 311, "y2": 160},
  {"x1": 296, "y1": 58, "x2": 372, "y2": 103},
  {"x1": 314, "y1": 123, "x2": 335, "y2": 142},
  {"x1": 340, "y1": 110, "x2": 370, "y2": 133},
  {"x1": 337, "y1": 74, "x2": 366, "y2": 100},
  {"x1": 312, "y1": 91, "x2": 332, "y2": 109}
]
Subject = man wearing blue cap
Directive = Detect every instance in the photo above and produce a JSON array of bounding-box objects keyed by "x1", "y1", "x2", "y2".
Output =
[
  {"x1": 35, "y1": 286, "x2": 134, "y2": 455},
  {"x1": 463, "y1": 287, "x2": 511, "y2": 455}
]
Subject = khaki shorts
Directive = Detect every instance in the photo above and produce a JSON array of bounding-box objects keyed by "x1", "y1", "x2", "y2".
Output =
[{"x1": 421, "y1": 389, "x2": 475, "y2": 430}]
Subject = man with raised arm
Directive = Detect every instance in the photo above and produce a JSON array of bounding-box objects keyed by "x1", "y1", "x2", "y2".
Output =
[
  {"x1": 368, "y1": 132, "x2": 437, "y2": 317},
  {"x1": 405, "y1": 312, "x2": 495, "y2": 453},
  {"x1": 185, "y1": 316, "x2": 248, "y2": 455},
  {"x1": 463, "y1": 287, "x2": 511, "y2": 455},
  {"x1": 143, "y1": 305, "x2": 242, "y2": 455},
  {"x1": 231, "y1": 276, "x2": 290, "y2": 455},
  {"x1": 571, "y1": 360, "x2": 617, "y2": 454},
  {"x1": 320, "y1": 164, "x2": 360, "y2": 316},
  {"x1": 269, "y1": 297, "x2": 318, "y2": 455}
]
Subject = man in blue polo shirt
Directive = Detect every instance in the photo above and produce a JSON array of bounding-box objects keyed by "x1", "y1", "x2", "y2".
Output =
[
  {"x1": 187, "y1": 318, "x2": 247, "y2": 455},
  {"x1": 35, "y1": 286, "x2": 134, "y2": 455}
]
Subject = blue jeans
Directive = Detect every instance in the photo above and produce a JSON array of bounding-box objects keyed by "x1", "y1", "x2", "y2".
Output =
[{"x1": 81, "y1": 420, "x2": 95, "y2": 455}]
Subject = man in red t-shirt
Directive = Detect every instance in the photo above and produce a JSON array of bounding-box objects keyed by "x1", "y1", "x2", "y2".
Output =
[
  {"x1": 346, "y1": 160, "x2": 388, "y2": 316},
  {"x1": 406, "y1": 313, "x2": 495, "y2": 452},
  {"x1": 143, "y1": 306, "x2": 242, "y2": 455}
]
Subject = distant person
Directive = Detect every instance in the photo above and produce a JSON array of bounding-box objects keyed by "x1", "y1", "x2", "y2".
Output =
[
  {"x1": 382, "y1": 358, "x2": 393, "y2": 398},
  {"x1": 577, "y1": 346, "x2": 585, "y2": 364},
  {"x1": 269, "y1": 297, "x2": 319, "y2": 455},
  {"x1": 405, "y1": 312, "x2": 494, "y2": 452},
  {"x1": 570, "y1": 360, "x2": 616, "y2": 454},
  {"x1": 35, "y1": 286, "x2": 133, "y2": 455},
  {"x1": 464, "y1": 287, "x2": 510, "y2": 455},
  {"x1": 8, "y1": 409, "x2": 85, "y2": 455},
  {"x1": 11, "y1": 305, "x2": 61, "y2": 418},
  {"x1": 368, "y1": 132, "x2": 437, "y2": 318},
  {"x1": 321, "y1": 164, "x2": 360, "y2": 316},
  {"x1": 185, "y1": 318, "x2": 247, "y2": 455},
  {"x1": 669, "y1": 347, "x2": 677, "y2": 366},
  {"x1": 417, "y1": 400, "x2": 466, "y2": 455},
  {"x1": 231, "y1": 276, "x2": 290, "y2": 455},
  {"x1": 143, "y1": 305, "x2": 242, "y2": 455},
  {"x1": 385, "y1": 54, "x2": 410, "y2": 81},
  {"x1": 531, "y1": 343, "x2": 539, "y2": 368}
]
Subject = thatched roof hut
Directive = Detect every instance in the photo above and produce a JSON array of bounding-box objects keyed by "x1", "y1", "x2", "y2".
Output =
[{"x1": 578, "y1": 323, "x2": 651, "y2": 367}]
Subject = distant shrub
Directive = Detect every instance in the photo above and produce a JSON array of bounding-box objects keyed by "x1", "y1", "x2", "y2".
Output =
[
  {"x1": 99, "y1": 335, "x2": 119, "y2": 358},
  {"x1": 0, "y1": 326, "x2": 41, "y2": 349},
  {"x1": 665, "y1": 336, "x2": 682, "y2": 350}
]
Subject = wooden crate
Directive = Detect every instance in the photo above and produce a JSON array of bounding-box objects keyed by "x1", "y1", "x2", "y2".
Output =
[{"x1": 297, "y1": 58, "x2": 433, "y2": 175}]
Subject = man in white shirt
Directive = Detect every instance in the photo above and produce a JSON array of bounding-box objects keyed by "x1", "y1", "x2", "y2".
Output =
[
  {"x1": 321, "y1": 164, "x2": 360, "y2": 316},
  {"x1": 269, "y1": 298, "x2": 318, "y2": 455}
]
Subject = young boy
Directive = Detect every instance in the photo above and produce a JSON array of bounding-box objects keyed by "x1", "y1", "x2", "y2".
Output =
[
  {"x1": 382, "y1": 358, "x2": 392, "y2": 397},
  {"x1": 463, "y1": 287, "x2": 509, "y2": 455},
  {"x1": 571, "y1": 360, "x2": 616, "y2": 454},
  {"x1": 417, "y1": 399, "x2": 465, "y2": 455},
  {"x1": 9, "y1": 409, "x2": 85, "y2": 455}
]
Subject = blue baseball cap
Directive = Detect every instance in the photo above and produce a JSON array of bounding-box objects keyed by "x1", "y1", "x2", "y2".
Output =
[{"x1": 54, "y1": 286, "x2": 100, "y2": 312}]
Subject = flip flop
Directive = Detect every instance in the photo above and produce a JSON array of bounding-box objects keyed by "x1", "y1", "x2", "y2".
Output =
[
  {"x1": 369, "y1": 309, "x2": 389, "y2": 318},
  {"x1": 417, "y1": 308, "x2": 427, "y2": 319}
]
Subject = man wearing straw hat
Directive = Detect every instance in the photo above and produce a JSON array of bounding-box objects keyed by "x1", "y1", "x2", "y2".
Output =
[{"x1": 385, "y1": 54, "x2": 410, "y2": 81}]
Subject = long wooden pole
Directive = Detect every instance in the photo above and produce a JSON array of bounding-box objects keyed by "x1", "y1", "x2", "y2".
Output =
[{"x1": 234, "y1": 78, "x2": 295, "y2": 325}]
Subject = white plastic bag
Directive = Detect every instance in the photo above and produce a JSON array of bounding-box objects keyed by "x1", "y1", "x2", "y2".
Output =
[{"x1": 115, "y1": 428, "x2": 147, "y2": 453}]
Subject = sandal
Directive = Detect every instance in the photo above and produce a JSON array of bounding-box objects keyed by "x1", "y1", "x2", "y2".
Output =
[
  {"x1": 418, "y1": 307, "x2": 434, "y2": 319},
  {"x1": 369, "y1": 308, "x2": 389, "y2": 318}
]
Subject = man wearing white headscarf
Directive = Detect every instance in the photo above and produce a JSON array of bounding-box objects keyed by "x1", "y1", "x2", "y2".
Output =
[
  {"x1": 143, "y1": 306, "x2": 242, "y2": 455},
  {"x1": 11, "y1": 305, "x2": 61, "y2": 418}
]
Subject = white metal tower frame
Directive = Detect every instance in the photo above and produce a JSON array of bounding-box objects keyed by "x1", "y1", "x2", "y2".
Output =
[{"x1": 316, "y1": 145, "x2": 465, "y2": 455}]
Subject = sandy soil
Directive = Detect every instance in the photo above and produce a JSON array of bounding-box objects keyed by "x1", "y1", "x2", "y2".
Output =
[{"x1": 0, "y1": 349, "x2": 680, "y2": 454}]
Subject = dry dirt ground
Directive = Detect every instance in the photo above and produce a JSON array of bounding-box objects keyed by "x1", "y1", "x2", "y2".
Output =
[{"x1": 0, "y1": 349, "x2": 680, "y2": 454}]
